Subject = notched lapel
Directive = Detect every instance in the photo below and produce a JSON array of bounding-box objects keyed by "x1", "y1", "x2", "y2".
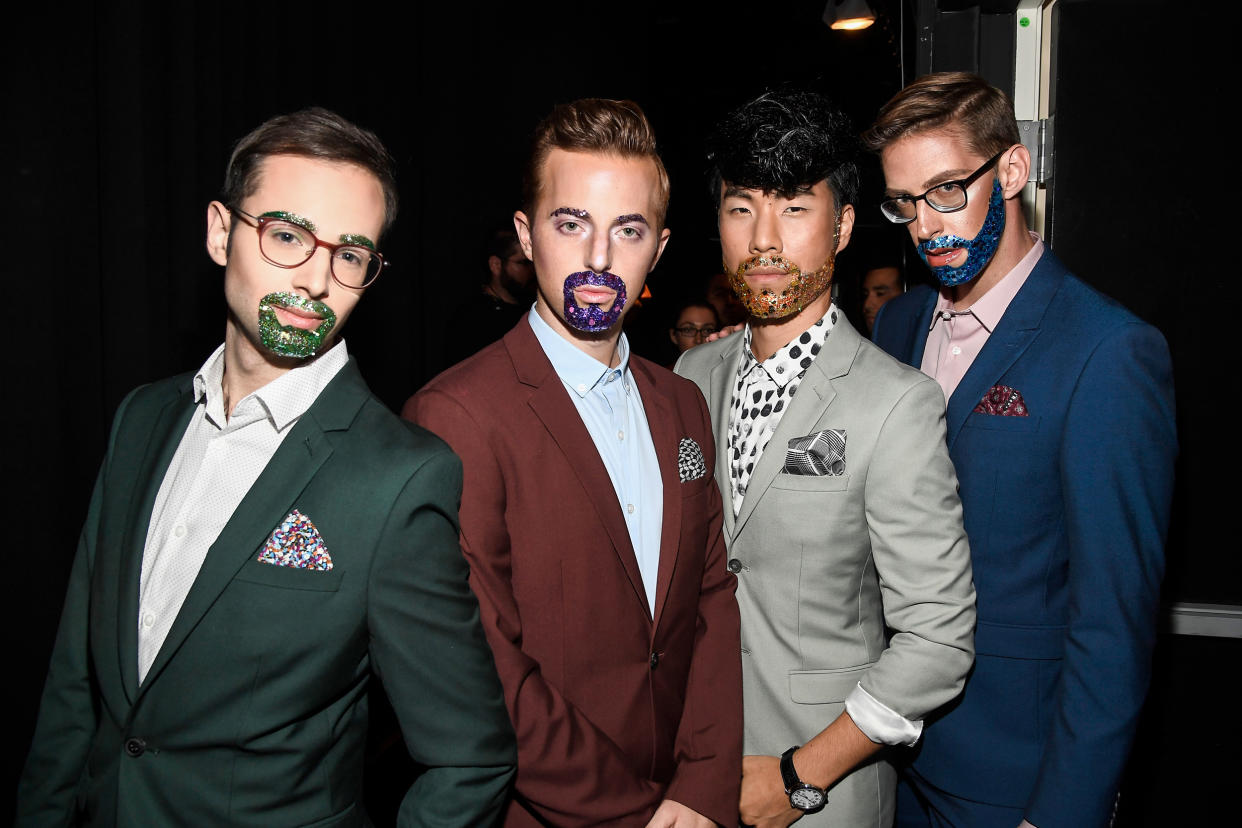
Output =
[
  {"x1": 946, "y1": 258, "x2": 1062, "y2": 449},
  {"x1": 733, "y1": 322, "x2": 859, "y2": 538},
  {"x1": 708, "y1": 340, "x2": 744, "y2": 540},
  {"x1": 527, "y1": 368, "x2": 650, "y2": 617},
  {"x1": 115, "y1": 380, "x2": 196, "y2": 701},
  {"x1": 631, "y1": 363, "x2": 679, "y2": 629},
  {"x1": 134, "y1": 361, "x2": 368, "y2": 696}
]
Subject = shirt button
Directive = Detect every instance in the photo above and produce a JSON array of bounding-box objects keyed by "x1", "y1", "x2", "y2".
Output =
[
  {"x1": 141, "y1": 613, "x2": 155, "y2": 629},
  {"x1": 173, "y1": 524, "x2": 186, "y2": 538},
  {"x1": 776, "y1": 366, "x2": 785, "y2": 374},
  {"x1": 618, "y1": 430, "x2": 625, "y2": 440},
  {"x1": 951, "y1": 346, "x2": 962, "y2": 355},
  {"x1": 626, "y1": 503, "x2": 635, "y2": 514},
  {"x1": 124, "y1": 737, "x2": 146, "y2": 757},
  {"x1": 728, "y1": 559, "x2": 743, "y2": 573},
  {"x1": 577, "y1": 383, "x2": 587, "y2": 394}
]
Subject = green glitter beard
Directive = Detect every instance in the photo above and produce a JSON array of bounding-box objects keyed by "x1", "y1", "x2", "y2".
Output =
[{"x1": 258, "y1": 292, "x2": 338, "y2": 358}]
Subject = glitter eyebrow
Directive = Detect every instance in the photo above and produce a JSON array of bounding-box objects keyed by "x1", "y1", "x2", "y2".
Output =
[
  {"x1": 551, "y1": 207, "x2": 590, "y2": 219},
  {"x1": 339, "y1": 233, "x2": 376, "y2": 251},
  {"x1": 615, "y1": 214, "x2": 649, "y2": 226},
  {"x1": 259, "y1": 210, "x2": 316, "y2": 232}
]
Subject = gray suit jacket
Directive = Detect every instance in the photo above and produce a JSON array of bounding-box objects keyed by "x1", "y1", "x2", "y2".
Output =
[{"x1": 676, "y1": 315, "x2": 975, "y2": 826}]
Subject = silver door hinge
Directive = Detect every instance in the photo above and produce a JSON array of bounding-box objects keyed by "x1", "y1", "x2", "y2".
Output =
[{"x1": 1017, "y1": 117, "x2": 1054, "y2": 184}]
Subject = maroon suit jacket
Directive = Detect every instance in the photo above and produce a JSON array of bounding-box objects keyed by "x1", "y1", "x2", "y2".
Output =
[{"x1": 403, "y1": 317, "x2": 742, "y2": 827}]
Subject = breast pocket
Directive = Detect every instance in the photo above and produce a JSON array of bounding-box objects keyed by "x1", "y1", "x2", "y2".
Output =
[
  {"x1": 963, "y1": 412, "x2": 1043, "y2": 433},
  {"x1": 770, "y1": 472, "x2": 851, "y2": 492},
  {"x1": 232, "y1": 559, "x2": 345, "y2": 592}
]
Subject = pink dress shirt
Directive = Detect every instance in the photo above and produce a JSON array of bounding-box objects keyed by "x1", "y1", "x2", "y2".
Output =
[{"x1": 920, "y1": 233, "x2": 1044, "y2": 401}]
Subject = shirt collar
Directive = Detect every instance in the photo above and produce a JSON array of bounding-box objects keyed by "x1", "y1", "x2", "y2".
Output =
[
  {"x1": 739, "y1": 302, "x2": 837, "y2": 390},
  {"x1": 931, "y1": 232, "x2": 1045, "y2": 332},
  {"x1": 193, "y1": 339, "x2": 349, "y2": 430},
  {"x1": 528, "y1": 306, "x2": 629, "y2": 398}
]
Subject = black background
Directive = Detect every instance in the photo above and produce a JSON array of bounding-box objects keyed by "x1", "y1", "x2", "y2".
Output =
[{"x1": 3, "y1": 0, "x2": 1229, "y2": 822}]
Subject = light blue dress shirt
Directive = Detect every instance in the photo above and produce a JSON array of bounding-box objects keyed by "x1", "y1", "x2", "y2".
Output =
[{"x1": 528, "y1": 308, "x2": 664, "y2": 613}]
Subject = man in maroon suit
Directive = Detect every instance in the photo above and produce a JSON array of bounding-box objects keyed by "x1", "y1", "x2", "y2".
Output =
[{"x1": 403, "y1": 99, "x2": 742, "y2": 827}]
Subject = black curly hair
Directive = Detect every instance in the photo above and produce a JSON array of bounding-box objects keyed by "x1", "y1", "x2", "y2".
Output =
[{"x1": 705, "y1": 89, "x2": 859, "y2": 209}]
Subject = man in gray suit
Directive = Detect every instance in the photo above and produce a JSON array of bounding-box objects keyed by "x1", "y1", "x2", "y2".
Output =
[{"x1": 675, "y1": 90, "x2": 976, "y2": 827}]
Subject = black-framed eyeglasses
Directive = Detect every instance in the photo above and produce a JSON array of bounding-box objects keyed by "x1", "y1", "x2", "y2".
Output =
[
  {"x1": 879, "y1": 149, "x2": 1007, "y2": 224},
  {"x1": 228, "y1": 205, "x2": 388, "y2": 289},
  {"x1": 673, "y1": 324, "x2": 718, "y2": 340}
]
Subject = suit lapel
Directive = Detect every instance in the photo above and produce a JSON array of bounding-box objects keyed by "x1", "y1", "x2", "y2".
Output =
[
  {"x1": 908, "y1": 289, "x2": 938, "y2": 367},
  {"x1": 946, "y1": 254, "x2": 1062, "y2": 450},
  {"x1": 510, "y1": 321, "x2": 650, "y2": 617},
  {"x1": 734, "y1": 320, "x2": 859, "y2": 539},
  {"x1": 135, "y1": 361, "x2": 368, "y2": 697},
  {"x1": 707, "y1": 337, "x2": 745, "y2": 540},
  {"x1": 115, "y1": 378, "x2": 197, "y2": 702},
  {"x1": 631, "y1": 360, "x2": 680, "y2": 630}
]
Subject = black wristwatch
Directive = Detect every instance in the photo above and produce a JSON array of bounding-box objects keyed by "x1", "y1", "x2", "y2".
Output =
[{"x1": 780, "y1": 745, "x2": 827, "y2": 811}]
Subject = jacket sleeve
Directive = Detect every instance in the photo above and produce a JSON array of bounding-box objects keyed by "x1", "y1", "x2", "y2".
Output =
[
  {"x1": 662, "y1": 389, "x2": 743, "y2": 827},
  {"x1": 368, "y1": 445, "x2": 518, "y2": 828},
  {"x1": 405, "y1": 390, "x2": 667, "y2": 827},
  {"x1": 15, "y1": 388, "x2": 142, "y2": 827},
  {"x1": 1025, "y1": 322, "x2": 1176, "y2": 828},
  {"x1": 860, "y1": 376, "x2": 977, "y2": 720}
]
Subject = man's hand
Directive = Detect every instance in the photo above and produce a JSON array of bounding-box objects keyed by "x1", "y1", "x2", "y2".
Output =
[
  {"x1": 739, "y1": 755, "x2": 801, "y2": 828},
  {"x1": 704, "y1": 321, "x2": 745, "y2": 343},
  {"x1": 644, "y1": 799, "x2": 714, "y2": 828}
]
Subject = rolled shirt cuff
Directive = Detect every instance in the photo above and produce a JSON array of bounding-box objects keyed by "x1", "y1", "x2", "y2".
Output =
[{"x1": 844, "y1": 682, "x2": 923, "y2": 746}]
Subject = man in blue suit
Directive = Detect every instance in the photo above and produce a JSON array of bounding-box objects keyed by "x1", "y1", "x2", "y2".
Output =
[{"x1": 865, "y1": 73, "x2": 1176, "y2": 828}]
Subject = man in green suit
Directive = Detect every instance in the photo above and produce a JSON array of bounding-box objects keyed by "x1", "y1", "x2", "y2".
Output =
[{"x1": 16, "y1": 108, "x2": 516, "y2": 827}]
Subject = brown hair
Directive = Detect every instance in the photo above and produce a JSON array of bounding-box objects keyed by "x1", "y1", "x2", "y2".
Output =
[
  {"x1": 222, "y1": 107, "x2": 398, "y2": 236},
  {"x1": 861, "y1": 72, "x2": 1020, "y2": 160},
  {"x1": 521, "y1": 98, "x2": 670, "y2": 227}
]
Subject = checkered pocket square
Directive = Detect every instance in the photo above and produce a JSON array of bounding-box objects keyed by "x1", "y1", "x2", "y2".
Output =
[
  {"x1": 784, "y1": 429, "x2": 846, "y2": 476},
  {"x1": 256, "y1": 509, "x2": 334, "y2": 570},
  {"x1": 973, "y1": 384, "x2": 1029, "y2": 416},
  {"x1": 678, "y1": 437, "x2": 707, "y2": 482}
]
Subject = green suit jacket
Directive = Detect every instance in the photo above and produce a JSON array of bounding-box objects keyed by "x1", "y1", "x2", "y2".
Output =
[{"x1": 17, "y1": 358, "x2": 516, "y2": 827}]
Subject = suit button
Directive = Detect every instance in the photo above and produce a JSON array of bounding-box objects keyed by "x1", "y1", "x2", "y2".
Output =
[
  {"x1": 124, "y1": 738, "x2": 146, "y2": 757},
  {"x1": 727, "y1": 558, "x2": 742, "y2": 573},
  {"x1": 649, "y1": 651, "x2": 660, "y2": 669}
]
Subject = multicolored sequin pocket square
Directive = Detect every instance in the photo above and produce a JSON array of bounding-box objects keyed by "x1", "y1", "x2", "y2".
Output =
[
  {"x1": 256, "y1": 509, "x2": 333, "y2": 570},
  {"x1": 973, "y1": 384, "x2": 1029, "y2": 416},
  {"x1": 784, "y1": 429, "x2": 846, "y2": 476},
  {"x1": 678, "y1": 437, "x2": 707, "y2": 482}
]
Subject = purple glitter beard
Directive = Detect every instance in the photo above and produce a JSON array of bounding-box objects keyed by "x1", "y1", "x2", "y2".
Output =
[
  {"x1": 917, "y1": 178, "x2": 1006, "y2": 288},
  {"x1": 561, "y1": 271, "x2": 628, "y2": 332}
]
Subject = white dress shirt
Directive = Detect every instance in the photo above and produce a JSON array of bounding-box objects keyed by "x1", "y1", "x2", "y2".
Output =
[
  {"x1": 136, "y1": 341, "x2": 348, "y2": 682},
  {"x1": 528, "y1": 309, "x2": 663, "y2": 613}
]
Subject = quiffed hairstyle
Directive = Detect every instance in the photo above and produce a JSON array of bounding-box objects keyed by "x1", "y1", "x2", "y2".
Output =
[
  {"x1": 522, "y1": 98, "x2": 670, "y2": 228},
  {"x1": 861, "y1": 72, "x2": 1021, "y2": 160},
  {"x1": 706, "y1": 89, "x2": 859, "y2": 208},
  {"x1": 222, "y1": 107, "x2": 399, "y2": 236}
]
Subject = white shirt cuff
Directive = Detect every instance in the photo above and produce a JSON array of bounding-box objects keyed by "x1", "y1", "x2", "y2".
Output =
[{"x1": 844, "y1": 682, "x2": 923, "y2": 746}]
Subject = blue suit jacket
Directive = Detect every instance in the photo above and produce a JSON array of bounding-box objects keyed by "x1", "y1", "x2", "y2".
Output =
[{"x1": 872, "y1": 249, "x2": 1176, "y2": 827}]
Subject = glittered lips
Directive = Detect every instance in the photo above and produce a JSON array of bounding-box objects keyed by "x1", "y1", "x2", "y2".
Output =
[
  {"x1": 562, "y1": 271, "x2": 628, "y2": 332},
  {"x1": 257, "y1": 291, "x2": 338, "y2": 358},
  {"x1": 729, "y1": 254, "x2": 835, "y2": 319},
  {"x1": 917, "y1": 178, "x2": 1006, "y2": 288}
]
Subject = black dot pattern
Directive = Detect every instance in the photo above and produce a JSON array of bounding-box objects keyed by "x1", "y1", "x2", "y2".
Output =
[{"x1": 727, "y1": 308, "x2": 839, "y2": 516}]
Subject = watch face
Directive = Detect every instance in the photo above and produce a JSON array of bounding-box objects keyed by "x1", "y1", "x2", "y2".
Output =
[{"x1": 790, "y1": 786, "x2": 825, "y2": 810}]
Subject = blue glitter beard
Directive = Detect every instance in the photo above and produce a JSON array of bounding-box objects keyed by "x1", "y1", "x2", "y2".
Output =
[
  {"x1": 918, "y1": 178, "x2": 1006, "y2": 287},
  {"x1": 562, "y1": 271, "x2": 628, "y2": 332}
]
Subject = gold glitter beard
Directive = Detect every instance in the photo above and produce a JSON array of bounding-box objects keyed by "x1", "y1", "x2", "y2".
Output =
[{"x1": 727, "y1": 212, "x2": 842, "y2": 319}]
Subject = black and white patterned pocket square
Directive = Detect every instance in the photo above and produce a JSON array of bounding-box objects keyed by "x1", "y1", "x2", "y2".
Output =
[
  {"x1": 784, "y1": 429, "x2": 846, "y2": 476},
  {"x1": 678, "y1": 437, "x2": 707, "y2": 482}
]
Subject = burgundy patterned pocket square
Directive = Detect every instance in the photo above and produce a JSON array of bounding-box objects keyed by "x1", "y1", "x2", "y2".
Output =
[
  {"x1": 974, "y1": 384, "x2": 1029, "y2": 417},
  {"x1": 256, "y1": 509, "x2": 334, "y2": 570}
]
